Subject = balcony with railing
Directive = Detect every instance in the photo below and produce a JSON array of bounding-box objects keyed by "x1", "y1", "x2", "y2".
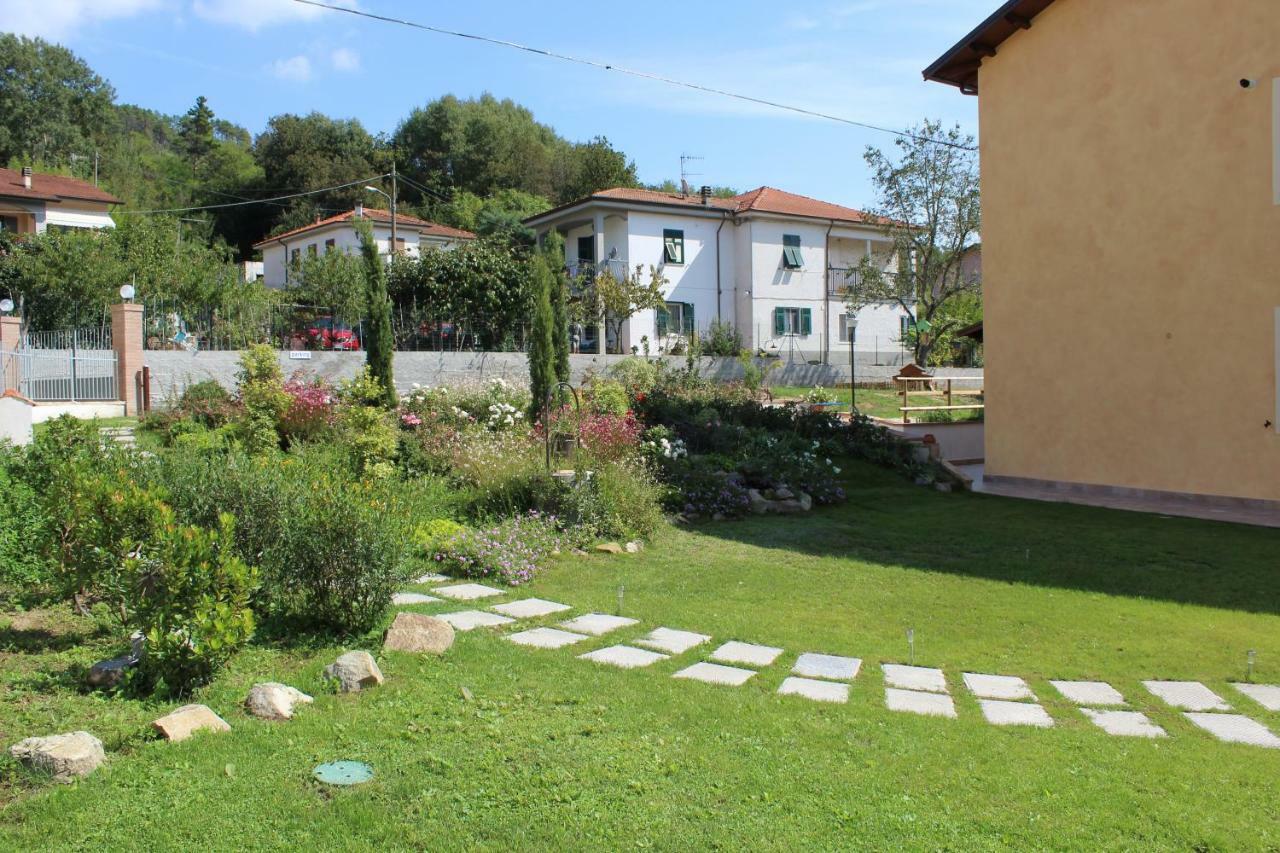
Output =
[
  {"x1": 827, "y1": 266, "x2": 897, "y2": 297},
  {"x1": 566, "y1": 258, "x2": 630, "y2": 282}
]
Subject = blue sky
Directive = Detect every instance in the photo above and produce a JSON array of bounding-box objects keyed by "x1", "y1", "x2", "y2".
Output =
[{"x1": 4, "y1": 0, "x2": 989, "y2": 208}]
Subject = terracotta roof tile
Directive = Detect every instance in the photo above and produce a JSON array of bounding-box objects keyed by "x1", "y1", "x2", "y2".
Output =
[
  {"x1": 253, "y1": 208, "x2": 476, "y2": 249},
  {"x1": 0, "y1": 167, "x2": 122, "y2": 205},
  {"x1": 531, "y1": 186, "x2": 883, "y2": 225}
]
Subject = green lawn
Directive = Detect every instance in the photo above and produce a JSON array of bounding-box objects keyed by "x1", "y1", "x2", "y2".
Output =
[
  {"x1": 769, "y1": 385, "x2": 984, "y2": 423},
  {"x1": 3, "y1": 462, "x2": 1279, "y2": 849}
]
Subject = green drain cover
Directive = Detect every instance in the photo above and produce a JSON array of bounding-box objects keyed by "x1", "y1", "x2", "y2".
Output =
[{"x1": 313, "y1": 761, "x2": 373, "y2": 786}]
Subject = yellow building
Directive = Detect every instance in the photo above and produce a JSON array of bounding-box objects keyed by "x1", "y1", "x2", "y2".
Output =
[{"x1": 926, "y1": 0, "x2": 1280, "y2": 518}]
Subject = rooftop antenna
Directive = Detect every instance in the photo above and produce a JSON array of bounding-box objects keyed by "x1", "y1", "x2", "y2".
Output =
[{"x1": 679, "y1": 153, "x2": 703, "y2": 196}]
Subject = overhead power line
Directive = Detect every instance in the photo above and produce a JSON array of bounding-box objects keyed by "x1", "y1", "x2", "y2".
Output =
[
  {"x1": 126, "y1": 174, "x2": 391, "y2": 215},
  {"x1": 291, "y1": 0, "x2": 977, "y2": 152}
]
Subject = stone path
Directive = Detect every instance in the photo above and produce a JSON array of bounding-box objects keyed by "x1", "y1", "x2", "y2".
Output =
[{"x1": 395, "y1": 578, "x2": 1280, "y2": 750}]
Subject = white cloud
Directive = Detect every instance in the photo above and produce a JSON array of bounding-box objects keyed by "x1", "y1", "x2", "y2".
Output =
[
  {"x1": 330, "y1": 46, "x2": 360, "y2": 72},
  {"x1": 3, "y1": 0, "x2": 166, "y2": 40},
  {"x1": 270, "y1": 54, "x2": 312, "y2": 82},
  {"x1": 191, "y1": 0, "x2": 356, "y2": 32}
]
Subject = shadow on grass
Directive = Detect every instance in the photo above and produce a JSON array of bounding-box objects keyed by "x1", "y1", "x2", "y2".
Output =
[
  {"x1": 690, "y1": 461, "x2": 1280, "y2": 616},
  {"x1": 0, "y1": 626, "x2": 94, "y2": 655}
]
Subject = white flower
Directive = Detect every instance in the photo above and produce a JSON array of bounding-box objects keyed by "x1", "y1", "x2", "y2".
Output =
[{"x1": 833, "y1": 466, "x2": 841, "y2": 474}]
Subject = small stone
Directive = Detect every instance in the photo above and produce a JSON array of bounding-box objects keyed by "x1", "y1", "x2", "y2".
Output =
[
  {"x1": 882, "y1": 664, "x2": 948, "y2": 694},
  {"x1": 624, "y1": 541, "x2": 641, "y2": 554},
  {"x1": 414, "y1": 572, "x2": 450, "y2": 583},
  {"x1": 778, "y1": 676, "x2": 849, "y2": 703},
  {"x1": 507, "y1": 627, "x2": 589, "y2": 649},
  {"x1": 1232, "y1": 683, "x2": 1280, "y2": 712},
  {"x1": 383, "y1": 612, "x2": 455, "y2": 654},
  {"x1": 978, "y1": 699, "x2": 1054, "y2": 728},
  {"x1": 594, "y1": 542, "x2": 625, "y2": 554},
  {"x1": 1183, "y1": 712, "x2": 1280, "y2": 748},
  {"x1": 710, "y1": 641, "x2": 784, "y2": 668},
  {"x1": 634, "y1": 627, "x2": 712, "y2": 655},
  {"x1": 673, "y1": 662, "x2": 756, "y2": 687},
  {"x1": 558, "y1": 613, "x2": 638, "y2": 636},
  {"x1": 391, "y1": 592, "x2": 440, "y2": 605},
  {"x1": 491, "y1": 598, "x2": 571, "y2": 619},
  {"x1": 796, "y1": 492, "x2": 813, "y2": 511},
  {"x1": 152, "y1": 704, "x2": 232, "y2": 742},
  {"x1": 934, "y1": 482, "x2": 953, "y2": 493},
  {"x1": 244, "y1": 683, "x2": 314, "y2": 721},
  {"x1": 87, "y1": 655, "x2": 134, "y2": 689},
  {"x1": 747, "y1": 489, "x2": 770, "y2": 515},
  {"x1": 8, "y1": 731, "x2": 104, "y2": 782},
  {"x1": 792, "y1": 653, "x2": 861, "y2": 682},
  {"x1": 323, "y1": 651, "x2": 385, "y2": 693},
  {"x1": 437, "y1": 610, "x2": 514, "y2": 631},
  {"x1": 773, "y1": 486, "x2": 795, "y2": 500},
  {"x1": 711, "y1": 512, "x2": 726, "y2": 521},
  {"x1": 579, "y1": 645, "x2": 668, "y2": 669},
  {"x1": 963, "y1": 673, "x2": 1036, "y2": 701},
  {"x1": 434, "y1": 583, "x2": 505, "y2": 601},
  {"x1": 1080, "y1": 708, "x2": 1166, "y2": 738},
  {"x1": 1050, "y1": 680, "x2": 1127, "y2": 706},
  {"x1": 1144, "y1": 680, "x2": 1230, "y2": 711},
  {"x1": 885, "y1": 688, "x2": 956, "y2": 718}
]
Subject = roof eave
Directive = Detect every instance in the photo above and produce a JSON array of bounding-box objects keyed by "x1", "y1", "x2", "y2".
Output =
[{"x1": 922, "y1": 0, "x2": 1055, "y2": 94}]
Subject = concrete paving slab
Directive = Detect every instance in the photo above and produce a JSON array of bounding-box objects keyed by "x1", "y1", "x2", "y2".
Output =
[
  {"x1": 1232, "y1": 683, "x2": 1280, "y2": 712},
  {"x1": 635, "y1": 627, "x2": 712, "y2": 655},
  {"x1": 1050, "y1": 680, "x2": 1127, "y2": 707},
  {"x1": 578, "y1": 645, "x2": 668, "y2": 669},
  {"x1": 414, "y1": 573, "x2": 450, "y2": 583},
  {"x1": 792, "y1": 653, "x2": 861, "y2": 682},
  {"x1": 437, "y1": 610, "x2": 514, "y2": 631},
  {"x1": 507, "y1": 627, "x2": 589, "y2": 649},
  {"x1": 1080, "y1": 708, "x2": 1166, "y2": 738},
  {"x1": 778, "y1": 677, "x2": 849, "y2": 703},
  {"x1": 882, "y1": 664, "x2": 948, "y2": 694},
  {"x1": 391, "y1": 592, "x2": 440, "y2": 605},
  {"x1": 710, "y1": 641, "x2": 784, "y2": 668},
  {"x1": 1184, "y1": 713, "x2": 1280, "y2": 748},
  {"x1": 963, "y1": 673, "x2": 1035, "y2": 701},
  {"x1": 1144, "y1": 680, "x2": 1231, "y2": 711},
  {"x1": 434, "y1": 583, "x2": 506, "y2": 601},
  {"x1": 558, "y1": 613, "x2": 639, "y2": 636},
  {"x1": 885, "y1": 688, "x2": 956, "y2": 718},
  {"x1": 978, "y1": 699, "x2": 1054, "y2": 728},
  {"x1": 491, "y1": 598, "x2": 571, "y2": 619},
  {"x1": 673, "y1": 662, "x2": 756, "y2": 687}
]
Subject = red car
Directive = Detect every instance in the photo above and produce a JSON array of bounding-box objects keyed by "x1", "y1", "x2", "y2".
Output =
[{"x1": 306, "y1": 317, "x2": 361, "y2": 351}]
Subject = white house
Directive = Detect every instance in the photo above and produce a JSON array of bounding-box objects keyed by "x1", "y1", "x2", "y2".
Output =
[
  {"x1": 253, "y1": 205, "x2": 476, "y2": 289},
  {"x1": 524, "y1": 186, "x2": 909, "y2": 363},
  {"x1": 0, "y1": 166, "x2": 120, "y2": 234}
]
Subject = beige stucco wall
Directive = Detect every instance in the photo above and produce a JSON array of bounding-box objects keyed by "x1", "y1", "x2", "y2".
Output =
[{"x1": 978, "y1": 0, "x2": 1280, "y2": 501}]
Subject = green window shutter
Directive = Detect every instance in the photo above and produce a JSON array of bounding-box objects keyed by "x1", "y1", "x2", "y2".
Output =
[
  {"x1": 682, "y1": 302, "x2": 695, "y2": 334},
  {"x1": 800, "y1": 308, "x2": 812, "y2": 336},
  {"x1": 774, "y1": 307, "x2": 785, "y2": 337},
  {"x1": 656, "y1": 304, "x2": 670, "y2": 338},
  {"x1": 782, "y1": 235, "x2": 803, "y2": 269},
  {"x1": 663, "y1": 229, "x2": 684, "y2": 264}
]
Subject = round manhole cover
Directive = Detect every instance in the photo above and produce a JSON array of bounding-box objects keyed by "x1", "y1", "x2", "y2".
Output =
[{"x1": 313, "y1": 760, "x2": 373, "y2": 786}]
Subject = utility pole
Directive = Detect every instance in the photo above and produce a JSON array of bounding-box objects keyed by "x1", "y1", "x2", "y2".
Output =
[{"x1": 390, "y1": 161, "x2": 398, "y2": 255}]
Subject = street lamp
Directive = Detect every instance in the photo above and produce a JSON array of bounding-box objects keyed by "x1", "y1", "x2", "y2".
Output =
[
  {"x1": 0, "y1": 298, "x2": 13, "y2": 314},
  {"x1": 119, "y1": 284, "x2": 135, "y2": 302},
  {"x1": 364, "y1": 185, "x2": 396, "y2": 257}
]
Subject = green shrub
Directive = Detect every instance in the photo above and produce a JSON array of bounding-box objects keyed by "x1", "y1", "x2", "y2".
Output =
[
  {"x1": 338, "y1": 401, "x2": 399, "y2": 476},
  {"x1": 235, "y1": 344, "x2": 289, "y2": 453},
  {"x1": 704, "y1": 319, "x2": 743, "y2": 357},
  {"x1": 607, "y1": 357, "x2": 659, "y2": 397},
  {"x1": 412, "y1": 518, "x2": 467, "y2": 561},
  {"x1": 585, "y1": 378, "x2": 629, "y2": 416},
  {"x1": 129, "y1": 510, "x2": 258, "y2": 695},
  {"x1": 177, "y1": 380, "x2": 237, "y2": 428},
  {"x1": 0, "y1": 446, "x2": 53, "y2": 589}
]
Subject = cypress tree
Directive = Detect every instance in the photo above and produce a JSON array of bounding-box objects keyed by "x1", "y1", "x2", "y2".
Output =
[
  {"x1": 526, "y1": 254, "x2": 556, "y2": 421},
  {"x1": 355, "y1": 218, "x2": 397, "y2": 407},
  {"x1": 549, "y1": 262, "x2": 570, "y2": 385}
]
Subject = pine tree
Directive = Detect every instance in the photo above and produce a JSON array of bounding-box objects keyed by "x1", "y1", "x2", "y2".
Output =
[
  {"x1": 526, "y1": 254, "x2": 556, "y2": 421},
  {"x1": 355, "y1": 218, "x2": 397, "y2": 407}
]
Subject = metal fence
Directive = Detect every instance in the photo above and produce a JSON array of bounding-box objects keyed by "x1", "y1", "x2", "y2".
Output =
[
  {"x1": 21, "y1": 324, "x2": 113, "y2": 350},
  {"x1": 1, "y1": 348, "x2": 118, "y2": 402}
]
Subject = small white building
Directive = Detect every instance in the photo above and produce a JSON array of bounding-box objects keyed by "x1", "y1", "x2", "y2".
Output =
[
  {"x1": 253, "y1": 205, "x2": 475, "y2": 289},
  {"x1": 0, "y1": 166, "x2": 120, "y2": 234},
  {"x1": 525, "y1": 187, "x2": 910, "y2": 363}
]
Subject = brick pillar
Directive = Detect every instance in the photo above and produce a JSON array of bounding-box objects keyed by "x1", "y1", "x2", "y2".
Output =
[
  {"x1": 110, "y1": 302, "x2": 144, "y2": 415},
  {"x1": 0, "y1": 315, "x2": 20, "y2": 392}
]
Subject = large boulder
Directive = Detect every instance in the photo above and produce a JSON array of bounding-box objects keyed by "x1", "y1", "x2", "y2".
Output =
[
  {"x1": 383, "y1": 612, "x2": 454, "y2": 654},
  {"x1": 594, "y1": 542, "x2": 624, "y2": 555},
  {"x1": 9, "y1": 731, "x2": 104, "y2": 782},
  {"x1": 244, "y1": 683, "x2": 314, "y2": 721},
  {"x1": 152, "y1": 704, "x2": 231, "y2": 742},
  {"x1": 323, "y1": 651, "x2": 384, "y2": 693}
]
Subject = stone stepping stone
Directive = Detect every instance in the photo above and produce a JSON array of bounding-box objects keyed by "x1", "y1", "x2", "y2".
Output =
[
  {"x1": 673, "y1": 662, "x2": 756, "y2": 687},
  {"x1": 391, "y1": 592, "x2": 440, "y2": 605},
  {"x1": 1232, "y1": 683, "x2": 1280, "y2": 712},
  {"x1": 963, "y1": 673, "x2": 1035, "y2": 701},
  {"x1": 978, "y1": 699, "x2": 1054, "y2": 728},
  {"x1": 1183, "y1": 713, "x2": 1280, "y2": 748},
  {"x1": 415, "y1": 572, "x2": 450, "y2": 583},
  {"x1": 792, "y1": 653, "x2": 861, "y2": 682},
  {"x1": 885, "y1": 687, "x2": 956, "y2": 718},
  {"x1": 710, "y1": 641, "x2": 784, "y2": 668},
  {"x1": 778, "y1": 676, "x2": 849, "y2": 704},
  {"x1": 1144, "y1": 680, "x2": 1231, "y2": 712},
  {"x1": 559, "y1": 613, "x2": 639, "y2": 636},
  {"x1": 578, "y1": 645, "x2": 668, "y2": 669},
  {"x1": 491, "y1": 598, "x2": 571, "y2": 619},
  {"x1": 507, "y1": 627, "x2": 589, "y2": 649},
  {"x1": 1080, "y1": 708, "x2": 1166, "y2": 738},
  {"x1": 437, "y1": 610, "x2": 514, "y2": 631},
  {"x1": 1050, "y1": 680, "x2": 1126, "y2": 706},
  {"x1": 635, "y1": 627, "x2": 711, "y2": 655},
  {"x1": 434, "y1": 583, "x2": 506, "y2": 601},
  {"x1": 882, "y1": 664, "x2": 948, "y2": 694}
]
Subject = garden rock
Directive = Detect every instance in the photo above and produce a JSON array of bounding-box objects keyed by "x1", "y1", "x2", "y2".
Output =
[
  {"x1": 383, "y1": 612, "x2": 455, "y2": 654},
  {"x1": 624, "y1": 541, "x2": 643, "y2": 554},
  {"x1": 595, "y1": 542, "x2": 625, "y2": 555},
  {"x1": 797, "y1": 492, "x2": 813, "y2": 511},
  {"x1": 152, "y1": 704, "x2": 231, "y2": 742},
  {"x1": 8, "y1": 731, "x2": 104, "y2": 782},
  {"x1": 244, "y1": 683, "x2": 314, "y2": 721},
  {"x1": 748, "y1": 489, "x2": 808, "y2": 515},
  {"x1": 323, "y1": 651, "x2": 384, "y2": 692}
]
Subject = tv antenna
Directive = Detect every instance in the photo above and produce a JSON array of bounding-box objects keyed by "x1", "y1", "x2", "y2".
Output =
[{"x1": 679, "y1": 154, "x2": 703, "y2": 195}]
